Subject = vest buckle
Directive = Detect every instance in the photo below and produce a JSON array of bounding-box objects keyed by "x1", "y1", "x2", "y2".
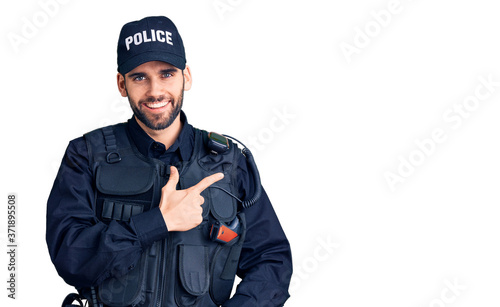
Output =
[{"x1": 106, "y1": 152, "x2": 122, "y2": 164}]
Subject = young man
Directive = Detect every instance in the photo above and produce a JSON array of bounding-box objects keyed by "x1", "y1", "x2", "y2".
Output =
[{"x1": 46, "y1": 16, "x2": 292, "y2": 307}]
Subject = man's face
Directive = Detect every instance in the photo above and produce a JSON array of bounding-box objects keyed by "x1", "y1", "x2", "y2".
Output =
[{"x1": 117, "y1": 61, "x2": 192, "y2": 131}]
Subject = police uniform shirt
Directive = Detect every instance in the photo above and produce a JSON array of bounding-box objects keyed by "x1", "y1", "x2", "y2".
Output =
[{"x1": 46, "y1": 111, "x2": 292, "y2": 306}]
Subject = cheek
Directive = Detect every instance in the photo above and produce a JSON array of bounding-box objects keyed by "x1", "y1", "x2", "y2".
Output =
[
  {"x1": 125, "y1": 86, "x2": 145, "y2": 101},
  {"x1": 172, "y1": 80, "x2": 186, "y2": 95}
]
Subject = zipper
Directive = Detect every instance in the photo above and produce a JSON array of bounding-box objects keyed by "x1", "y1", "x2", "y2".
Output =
[
  {"x1": 155, "y1": 232, "x2": 173, "y2": 307},
  {"x1": 154, "y1": 165, "x2": 170, "y2": 307},
  {"x1": 154, "y1": 239, "x2": 165, "y2": 307},
  {"x1": 155, "y1": 234, "x2": 170, "y2": 307}
]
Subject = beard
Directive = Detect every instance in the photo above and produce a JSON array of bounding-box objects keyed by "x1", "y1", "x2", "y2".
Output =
[{"x1": 127, "y1": 84, "x2": 184, "y2": 131}]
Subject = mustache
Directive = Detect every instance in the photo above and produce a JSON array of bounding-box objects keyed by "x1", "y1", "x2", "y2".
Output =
[{"x1": 139, "y1": 96, "x2": 171, "y2": 104}]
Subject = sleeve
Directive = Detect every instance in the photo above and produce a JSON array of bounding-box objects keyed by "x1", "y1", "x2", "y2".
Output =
[
  {"x1": 223, "y1": 154, "x2": 293, "y2": 307},
  {"x1": 45, "y1": 137, "x2": 168, "y2": 289}
]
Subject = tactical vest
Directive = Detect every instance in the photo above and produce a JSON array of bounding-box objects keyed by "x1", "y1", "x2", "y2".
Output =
[{"x1": 82, "y1": 123, "x2": 247, "y2": 307}]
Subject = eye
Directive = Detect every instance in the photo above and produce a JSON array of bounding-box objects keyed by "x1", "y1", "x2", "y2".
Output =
[
  {"x1": 162, "y1": 72, "x2": 173, "y2": 78},
  {"x1": 133, "y1": 75, "x2": 146, "y2": 81}
]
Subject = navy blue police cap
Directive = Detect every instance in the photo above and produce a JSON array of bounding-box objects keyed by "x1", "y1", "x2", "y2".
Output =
[{"x1": 117, "y1": 16, "x2": 186, "y2": 75}]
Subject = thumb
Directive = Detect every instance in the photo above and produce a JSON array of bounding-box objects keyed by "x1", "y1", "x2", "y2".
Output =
[{"x1": 164, "y1": 166, "x2": 180, "y2": 192}]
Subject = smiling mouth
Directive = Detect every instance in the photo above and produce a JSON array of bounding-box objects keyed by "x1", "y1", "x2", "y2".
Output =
[{"x1": 144, "y1": 100, "x2": 170, "y2": 109}]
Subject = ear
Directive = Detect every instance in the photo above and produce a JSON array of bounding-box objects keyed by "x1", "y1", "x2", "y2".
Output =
[
  {"x1": 183, "y1": 65, "x2": 192, "y2": 91},
  {"x1": 117, "y1": 73, "x2": 127, "y2": 97}
]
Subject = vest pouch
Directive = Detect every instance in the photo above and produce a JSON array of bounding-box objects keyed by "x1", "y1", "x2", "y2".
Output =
[
  {"x1": 95, "y1": 165, "x2": 157, "y2": 222},
  {"x1": 175, "y1": 244, "x2": 209, "y2": 306},
  {"x1": 96, "y1": 164, "x2": 155, "y2": 196},
  {"x1": 98, "y1": 241, "x2": 161, "y2": 306},
  {"x1": 197, "y1": 152, "x2": 238, "y2": 224},
  {"x1": 210, "y1": 213, "x2": 247, "y2": 305}
]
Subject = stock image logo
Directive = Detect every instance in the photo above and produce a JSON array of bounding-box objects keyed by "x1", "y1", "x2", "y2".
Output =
[
  {"x1": 243, "y1": 106, "x2": 296, "y2": 153},
  {"x1": 289, "y1": 234, "x2": 340, "y2": 294},
  {"x1": 424, "y1": 278, "x2": 466, "y2": 307},
  {"x1": 7, "y1": 0, "x2": 71, "y2": 52},
  {"x1": 213, "y1": 0, "x2": 245, "y2": 21},
  {"x1": 384, "y1": 74, "x2": 500, "y2": 191}
]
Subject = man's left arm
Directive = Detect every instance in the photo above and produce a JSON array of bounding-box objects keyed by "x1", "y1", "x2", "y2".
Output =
[{"x1": 224, "y1": 155, "x2": 292, "y2": 306}]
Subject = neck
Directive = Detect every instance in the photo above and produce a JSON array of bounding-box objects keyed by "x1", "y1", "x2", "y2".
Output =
[{"x1": 135, "y1": 115, "x2": 182, "y2": 149}]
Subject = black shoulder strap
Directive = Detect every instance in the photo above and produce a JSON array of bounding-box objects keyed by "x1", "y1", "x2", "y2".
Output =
[
  {"x1": 84, "y1": 123, "x2": 144, "y2": 167},
  {"x1": 101, "y1": 126, "x2": 122, "y2": 163},
  {"x1": 84, "y1": 123, "x2": 127, "y2": 167}
]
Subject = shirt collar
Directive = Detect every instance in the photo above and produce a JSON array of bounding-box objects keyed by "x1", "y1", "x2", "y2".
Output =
[{"x1": 126, "y1": 111, "x2": 194, "y2": 161}]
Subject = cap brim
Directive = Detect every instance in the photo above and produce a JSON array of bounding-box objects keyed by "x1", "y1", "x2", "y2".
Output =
[{"x1": 118, "y1": 51, "x2": 186, "y2": 75}]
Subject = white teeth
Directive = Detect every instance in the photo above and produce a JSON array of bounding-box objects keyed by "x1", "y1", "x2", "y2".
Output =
[{"x1": 145, "y1": 101, "x2": 169, "y2": 109}]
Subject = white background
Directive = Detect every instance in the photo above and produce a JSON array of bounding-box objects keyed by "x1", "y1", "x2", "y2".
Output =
[{"x1": 1, "y1": 0, "x2": 500, "y2": 306}]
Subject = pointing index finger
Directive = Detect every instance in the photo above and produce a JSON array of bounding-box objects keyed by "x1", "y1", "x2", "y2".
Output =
[{"x1": 192, "y1": 172, "x2": 224, "y2": 194}]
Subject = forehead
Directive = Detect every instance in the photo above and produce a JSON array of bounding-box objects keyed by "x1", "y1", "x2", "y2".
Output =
[{"x1": 127, "y1": 61, "x2": 179, "y2": 75}]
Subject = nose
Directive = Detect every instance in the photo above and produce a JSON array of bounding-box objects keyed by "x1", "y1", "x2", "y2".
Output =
[{"x1": 147, "y1": 78, "x2": 164, "y2": 98}]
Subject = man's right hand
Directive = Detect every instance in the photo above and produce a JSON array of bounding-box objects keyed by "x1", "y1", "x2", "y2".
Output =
[{"x1": 159, "y1": 166, "x2": 224, "y2": 231}]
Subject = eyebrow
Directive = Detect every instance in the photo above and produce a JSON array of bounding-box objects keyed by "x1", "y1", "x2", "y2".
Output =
[{"x1": 160, "y1": 68, "x2": 178, "y2": 75}]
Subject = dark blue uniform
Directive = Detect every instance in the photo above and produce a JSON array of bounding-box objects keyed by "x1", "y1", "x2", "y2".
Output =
[{"x1": 46, "y1": 112, "x2": 292, "y2": 306}]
